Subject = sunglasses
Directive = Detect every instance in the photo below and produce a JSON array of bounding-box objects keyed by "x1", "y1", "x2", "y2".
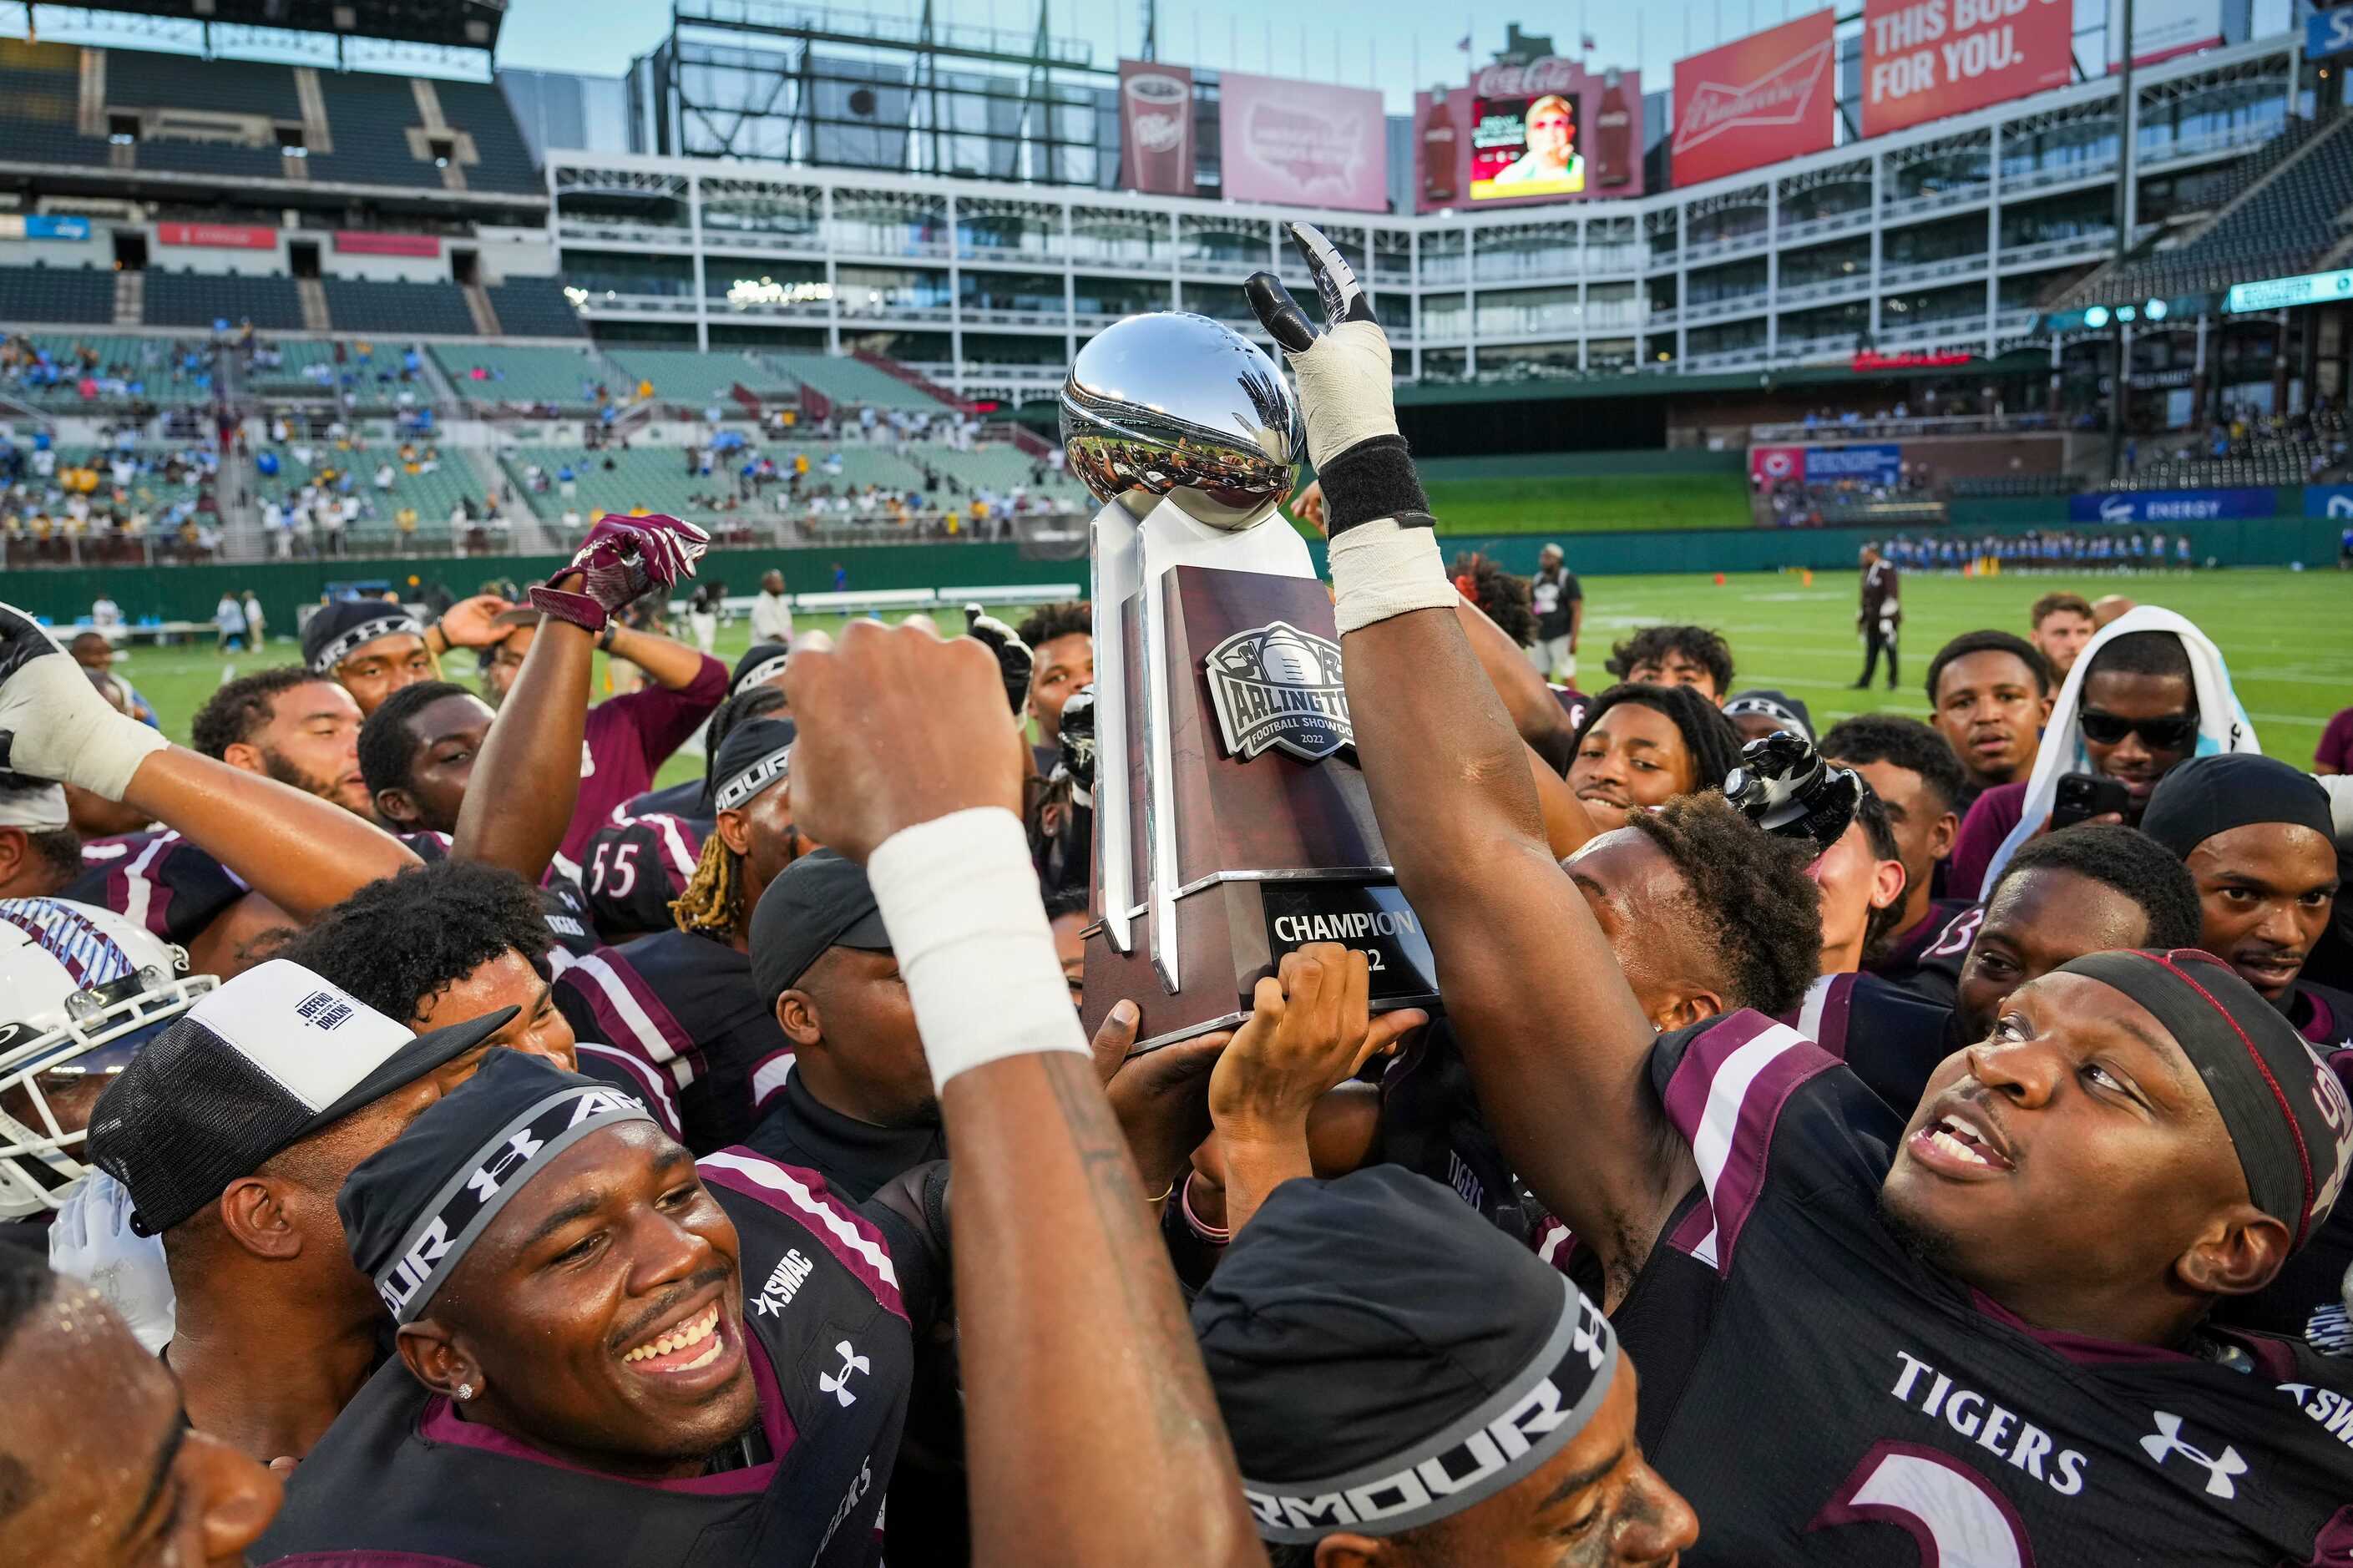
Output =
[{"x1": 2077, "y1": 708, "x2": 2197, "y2": 751}]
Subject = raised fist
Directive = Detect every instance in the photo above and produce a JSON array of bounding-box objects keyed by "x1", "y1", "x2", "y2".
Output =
[
  {"x1": 530, "y1": 513, "x2": 711, "y2": 633},
  {"x1": 0, "y1": 600, "x2": 166, "y2": 799},
  {"x1": 1723, "y1": 731, "x2": 1862, "y2": 853},
  {"x1": 964, "y1": 604, "x2": 1035, "y2": 716},
  {"x1": 1055, "y1": 685, "x2": 1096, "y2": 797}
]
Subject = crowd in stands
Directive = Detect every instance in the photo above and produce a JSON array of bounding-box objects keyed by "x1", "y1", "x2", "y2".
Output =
[
  {"x1": 1879, "y1": 528, "x2": 2200, "y2": 573},
  {"x1": 2115, "y1": 397, "x2": 2350, "y2": 486},
  {"x1": 1, "y1": 331, "x2": 214, "y2": 407},
  {"x1": 1, "y1": 260, "x2": 2350, "y2": 1568},
  {"x1": 0, "y1": 427, "x2": 220, "y2": 563}
]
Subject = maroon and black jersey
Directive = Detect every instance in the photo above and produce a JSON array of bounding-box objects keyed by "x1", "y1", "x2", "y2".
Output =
[
  {"x1": 1781, "y1": 970, "x2": 1961, "y2": 1117},
  {"x1": 256, "y1": 1148, "x2": 940, "y2": 1568},
  {"x1": 64, "y1": 831, "x2": 245, "y2": 948},
  {"x1": 1617, "y1": 1011, "x2": 2353, "y2": 1566},
  {"x1": 553, "y1": 929, "x2": 791, "y2": 1155},
  {"x1": 1865, "y1": 898, "x2": 1981, "y2": 1009},
  {"x1": 580, "y1": 811, "x2": 708, "y2": 938},
  {"x1": 398, "y1": 832, "x2": 599, "y2": 961}
]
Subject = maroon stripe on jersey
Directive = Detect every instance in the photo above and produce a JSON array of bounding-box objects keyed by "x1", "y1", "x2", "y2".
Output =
[
  {"x1": 111, "y1": 832, "x2": 177, "y2": 940},
  {"x1": 699, "y1": 1150, "x2": 908, "y2": 1323},
  {"x1": 1661, "y1": 1011, "x2": 1838, "y2": 1275},
  {"x1": 573, "y1": 1042, "x2": 686, "y2": 1141},
  {"x1": 566, "y1": 950, "x2": 698, "y2": 1068}
]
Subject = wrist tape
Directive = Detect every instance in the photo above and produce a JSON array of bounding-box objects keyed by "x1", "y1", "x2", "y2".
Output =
[
  {"x1": 1317, "y1": 435, "x2": 1431, "y2": 537},
  {"x1": 866, "y1": 807, "x2": 1090, "y2": 1091},
  {"x1": 1328, "y1": 518, "x2": 1457, "y2": 635}
]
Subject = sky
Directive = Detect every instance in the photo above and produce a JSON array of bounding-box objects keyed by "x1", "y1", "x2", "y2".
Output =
[{"x1": 492, "y1": 0, "x2": 1842, "y2": 110}]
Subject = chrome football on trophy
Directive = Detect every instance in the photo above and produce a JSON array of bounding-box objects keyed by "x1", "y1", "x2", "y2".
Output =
[{"x1": 1063, "y1": 311, "x2": 1439, "y2": 1050}]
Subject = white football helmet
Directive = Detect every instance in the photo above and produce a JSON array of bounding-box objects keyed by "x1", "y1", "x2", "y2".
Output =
[{"x1": 0, "y1": 898, "x2": 214, "y2": 1217}]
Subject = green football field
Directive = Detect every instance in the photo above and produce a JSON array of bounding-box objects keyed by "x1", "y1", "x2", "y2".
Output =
[
  {"x1": 1417, "y1": 473, "x2": 1750, "y2": 533},
  {"x1": 103, "y1": 566, "x2": 2353, "y2": 788}
]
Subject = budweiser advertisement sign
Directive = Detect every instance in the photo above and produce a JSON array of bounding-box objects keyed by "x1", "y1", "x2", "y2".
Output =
[
  {"x1": 1672, "y1": 10, "x2": 1836, "y2": 187},
  {"x1": 1118, "y1": 59, "x2": 1195, "y2": 196},
  {"x1": 1861, "y1": 0, "x2": 2071, "y2": 138}
]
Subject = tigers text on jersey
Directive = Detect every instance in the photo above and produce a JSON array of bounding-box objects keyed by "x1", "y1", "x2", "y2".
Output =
[
  {"x1": 1618, "y1": 1011, "x2": 2353, "y2": 1566},
  {"x1": 254, "y1": 1150, "x2": 936, "y2": 1568},
  {"x1": 554, "y1": 930, "x2": 792, "y2": 1154}
]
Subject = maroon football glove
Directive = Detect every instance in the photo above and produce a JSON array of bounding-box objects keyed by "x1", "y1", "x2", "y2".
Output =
[{"x1": 529, "y1": 513, "x2": 712, "y2": 634}]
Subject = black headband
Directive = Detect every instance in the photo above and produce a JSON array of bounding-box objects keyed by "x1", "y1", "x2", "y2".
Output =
[
  {"x1": 309, "y1": 612, "x2": 424, "y2": 675},
  {"x1": 342, "y1": 1055, "x2": 655, "y2": 1324},
  {"x1": 2059, "y1": 948, "x2": 2351, "y2": 1246},
  {"x1": 1242, "y1": 1278, "x2": 1618, "y2": 1542},
  {"x1": 715, "y1": 744, "x2": 792, "y2": 812}
]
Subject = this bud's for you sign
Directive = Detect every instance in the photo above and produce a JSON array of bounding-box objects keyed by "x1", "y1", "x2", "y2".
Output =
[{"x1": 1861, "y1": 0, "x2": 2071, "y2": 137}]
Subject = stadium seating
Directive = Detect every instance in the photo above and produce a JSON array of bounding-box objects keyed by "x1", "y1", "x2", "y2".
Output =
[
  {"x1": 485, "y1": 278, "x2": 585, "y2": 339},
  {"x1": 319, "y1": 278, "x2": 477, "y2": 336},
  {"x1": 259, "y1": 443, "x2": 488, "y2": 549},
  {"x1": 0, "y1": 265, "x2": 116, "y2": 326},
  {"x1": 432, "y1": 343, "x2": 612, "y2": 407},
  {"x1": 0, "y1": 43, "x2": 542, "y2": 197},
  {"x1": 605, "y1": 349, "x2": 802, "y2": 406},
  {"x1": 2110, "y1": 448, "x2": 2330, "y2": 490},
  {"x1": 2085, "y1": 116, "x2": 2353, "y2": 303},
  {"x1": 243, "y1": 338, "x2": 431, "y2": 405},
  {"x1": 0, "y1": 39, "x2": 98, "y2": 168},
  {"x1": 769, "y1": 352, "x2": 952, "y2": 412},
  {"x1": 144, "y1": 271, "x2": 306, "y2": 331},
  {"x1": 2, "y1": 334, "x2": 211, "y2": 406}
]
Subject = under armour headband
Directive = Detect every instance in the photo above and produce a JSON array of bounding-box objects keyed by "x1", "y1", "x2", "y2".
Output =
[
  {"x1": 1196, "y1": 1167, "x2": 1621, "y2": 1545},
  {"x1": 2058, "y1": 948, "x2": 2352, "y2": 1247},
  {"x1": 305, "y1": 604, "x2": 426, "y2": 675},
  {"x1": 340, "y1": 1052, "x2": 655, "y2": 1324}
]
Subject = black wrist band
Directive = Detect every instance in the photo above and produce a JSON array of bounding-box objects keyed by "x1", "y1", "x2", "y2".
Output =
[{"x1": 1317, "y1": 434, "x2": 1432, "y2": 536}]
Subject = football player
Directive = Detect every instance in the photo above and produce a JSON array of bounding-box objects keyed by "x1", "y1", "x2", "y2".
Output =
[
  {"x1": 1820, "y1": 714, "x2": 1976, "y2": 1002},
  {"x1": 1257, "y1": 230, "x2": 2353, "y2": 1565},
  {"x1": 0, "y1": 602, "x2": 420, "y2": 979},
  {"x1": 191, "y1": 666, "x2": 371, "y2": 819}
]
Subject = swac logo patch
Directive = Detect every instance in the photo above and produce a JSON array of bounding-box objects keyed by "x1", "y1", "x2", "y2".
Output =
[{"x1": 1204, "y1": 621, "x2": 1352, "y2": 764}]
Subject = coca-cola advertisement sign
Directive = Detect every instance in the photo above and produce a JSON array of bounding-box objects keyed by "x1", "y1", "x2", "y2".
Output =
[
  {"x1": 1418, "y1": 61, "x2": 1642, "y2": 212},
  {"x1": 1672, "y1": 10, "x2": 1837, "y2": 187},
  {"x1": 1118, "y1": 59, "x2": 1195, "y2": 196},
  {"x1": 1218, "y1": 73, "x2": 1388, "y2": 213}
]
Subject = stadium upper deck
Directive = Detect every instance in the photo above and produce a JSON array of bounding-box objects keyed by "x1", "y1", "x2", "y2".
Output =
[
  {"x1": 549, "y1": 34, "x2": 2305, "y2": 405},
  {"x1": 0, "y1": 28, "x2": 2328, "y2": 413}
]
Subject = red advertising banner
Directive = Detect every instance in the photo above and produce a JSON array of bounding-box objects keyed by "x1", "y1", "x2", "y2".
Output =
[
  {"x1": 1861, "y1": 0, "x2": 2072, "y2": 138},
  {"x1": 1750, "y1": 445, "x2": 1806, "y2": 488},
  {"x1": 1118, "y1": 59, "x2": 1195, "y2": 196},
  {"x1": 335, "y1": 230, "x2": 442, "y2": 257},
  {"x1": 1418, "y1": 61, "x2": 1642, "y2": 212},
  {"x1": 155, "y1": 221, "x2": 277, "y2": 250},
  {"x1": 1672, "y1": 11, "x2": 1837, "y2": 188}
]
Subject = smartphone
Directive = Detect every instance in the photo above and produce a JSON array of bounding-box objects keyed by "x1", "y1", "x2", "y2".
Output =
[{"x1": 2051, "y1": 772, "x2": 2131, "y2": 831}]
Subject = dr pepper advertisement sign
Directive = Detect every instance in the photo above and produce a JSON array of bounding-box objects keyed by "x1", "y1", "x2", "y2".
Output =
[
  {"x1": 1862, "y1": 0, "x2": 2072, "y2": 138},
  {"x1": 1671, "y1": 11, "x2": 1837, "y2": 188}
]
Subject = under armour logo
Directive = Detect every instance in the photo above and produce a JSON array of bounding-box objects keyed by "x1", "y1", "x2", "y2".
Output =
[
  {"x1": 2140, "y1": 1410, "x2": 2249, "y2": 1498},
  {"x1": 817, "y1": 1339, "x2": 868, "y2": 1408}
]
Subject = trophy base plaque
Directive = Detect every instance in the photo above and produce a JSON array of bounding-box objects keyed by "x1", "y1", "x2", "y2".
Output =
[{"x1": 1083, "y1": 531, "x2": 1440, "y2": 1052}]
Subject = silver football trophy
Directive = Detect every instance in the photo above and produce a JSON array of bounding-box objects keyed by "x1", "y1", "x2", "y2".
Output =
[{"x1": 1061, "y1": 311, "x2": 1439, "y2": 1050}]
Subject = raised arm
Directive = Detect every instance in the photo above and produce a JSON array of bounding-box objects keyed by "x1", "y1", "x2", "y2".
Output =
[
  {"x1": 1250, "y1": 229, "x2": 1692, "y2": 1303},
  {"x1": 453, "y1": 515, "x2": 709, "y2": 880},
  {"x1": 784, "y1": 620, "x2": 1262, "y2": 1568},
  {"x1": 0, "y1": 604, "x2": 416, "y2": 919},
  {"x1": 1455, "y1": 596, "x2": 1579, "y2": 771},
  {"x1": 606, "y1": 621, "x2": 716, "y2": 692}
]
